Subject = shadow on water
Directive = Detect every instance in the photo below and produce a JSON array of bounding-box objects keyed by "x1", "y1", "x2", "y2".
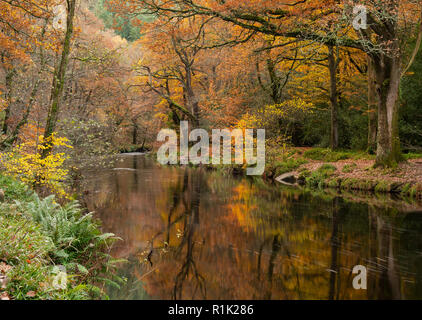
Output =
[{"x1": 81, "y1": 154, "x2": 422, "y2": 300}]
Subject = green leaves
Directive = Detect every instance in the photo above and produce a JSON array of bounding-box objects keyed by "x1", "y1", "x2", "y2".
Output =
[
  {"x1": 96, "y1": 232, "x2": 120, "y2": 242},
  {"x1": 17, "y1": 195, "x2": 97, "y2": 261},
  {"x1": 3, "y1": 186, "x2": 124, "y2": 299}
]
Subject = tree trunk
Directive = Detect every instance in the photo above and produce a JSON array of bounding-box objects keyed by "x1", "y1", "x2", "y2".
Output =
[
  {"x1": 266, "y1": 57, "x2": 282, "y2": 104},
  {"x1": 1, "y1": 80, "x2": 39, "y2": 148},
  {"x1": 42, "y1": 0, "x2": 76, "y2": 158},
  {"x1": 328, "y1": 45, "x2": 339, "y2": 150},
  {"x1": 367, "y1": 56, "x2": 378, "y2": 153},
  {"x1": 2, "y1": 68, "x2": 16, "y2": 135},
  {"x1": 372, "y1": 52, "x2": 402, "y2": 167},
  {"x1": 132, "y1": 122, "x2": 138, "y2": 145},
  {"x1": 185, "y1": 65, "x2": 200, "y2": 127}
]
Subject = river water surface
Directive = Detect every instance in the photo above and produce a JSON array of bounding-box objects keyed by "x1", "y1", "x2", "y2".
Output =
[{"x1": 82, "y1": 153, "x2": 422, "y2": 300}]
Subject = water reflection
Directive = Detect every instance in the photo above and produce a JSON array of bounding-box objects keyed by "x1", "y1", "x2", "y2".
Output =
[{"x1": 82, "y1": 154, "x2": 422, "y2": 300}]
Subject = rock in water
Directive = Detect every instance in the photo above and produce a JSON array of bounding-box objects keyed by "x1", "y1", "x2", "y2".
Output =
[{"x1": 275, "y1": 172, "x2": 297, "y2": 186}]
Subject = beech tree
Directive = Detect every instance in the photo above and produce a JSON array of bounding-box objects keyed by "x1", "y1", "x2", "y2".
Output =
[
  {"x1": 131, "y1": 16, "x2": 212, "y2": 128},
  {"x1": 116, "y1": 0, "x2": 422, "y2": 166}
]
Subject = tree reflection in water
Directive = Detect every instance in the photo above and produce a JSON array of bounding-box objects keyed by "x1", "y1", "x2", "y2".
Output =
[
  {"x1": 172, "y1": 170, "x2": 206, "y2": 300},
  {"x1": 82, "y1": 155, "x2": 422, "y2": 300}
]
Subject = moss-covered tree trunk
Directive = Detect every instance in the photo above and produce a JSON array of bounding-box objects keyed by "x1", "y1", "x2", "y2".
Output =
[
  {"x1": 42, "y1": 0, "x2": 76, "y2": 158},
  {"x1": 372, "y1": 51, "x2": 402, "y2": 167}
]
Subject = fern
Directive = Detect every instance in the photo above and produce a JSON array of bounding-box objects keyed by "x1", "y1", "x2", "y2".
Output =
[
  {"x1": 17, "y1": 195, "x2": 101, "y2": 260},
  {"x1": 15, "y1": 194, "x2": 125, "y2": 297}
]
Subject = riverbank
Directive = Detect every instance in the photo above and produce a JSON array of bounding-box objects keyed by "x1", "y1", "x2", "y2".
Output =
[
  {"x1": 149, "y1": 147, "x2": 422, "y2": 201},
  {"x1": 267, "y1": 148, "x2": 422, "y2": 201},
  {"x1": 0, "y1": 174, "x2": 122, "y2": 300}
]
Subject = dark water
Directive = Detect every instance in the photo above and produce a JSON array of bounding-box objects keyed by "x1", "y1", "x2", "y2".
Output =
[{"x1": 82, "y1": 154, "x2": 422, "y2": 300}]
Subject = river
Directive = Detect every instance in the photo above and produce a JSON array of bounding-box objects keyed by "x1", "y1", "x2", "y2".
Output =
[{"x1": 81, "y1": 153, "x2": 422, "y2": 300}]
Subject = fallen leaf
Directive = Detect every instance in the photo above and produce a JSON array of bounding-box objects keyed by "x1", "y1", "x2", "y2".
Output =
[
  {"x1": 0, "y1": 275, "x2": 9, "y2": 289},
  {"x1": 26, "y1": 291, "x2": 36, "y2": 297},
  {"x1": 0, "y1": 292, "x2": 10, "y2": 300},
  {"x1": 0, "y1": 262, "x2": 12, "y2": 274}
]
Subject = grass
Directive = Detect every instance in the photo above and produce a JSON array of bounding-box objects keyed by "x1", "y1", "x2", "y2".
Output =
[
  {"x1": 0, "y1": 174, "x2": 33, "y2": 202},
  {"x1": 272, "y1": 157, "x2": 308, "y2": 176},
  {"x1": 400, "y1": 183, "x2": 412, "y2": 196},
  {"x1": 342, "y1": 163, "x2": 358, "y2": 173},
  {"x1": 303, "y1": 148, "x2": 374, "y2": 162},
  {"x1": 276, "y1": 148, "x2": 422, "y2": 199},
  {"x1": 306, "y1": 164, "x2": 337, "y2": 188},
  {"x1": 403, "y1": 152, "x2": 422, "y2": 160},
  {"x1": 0, "y1": 174, "x2": 125, "y2": 300},
  {"x1": 374, "y1": 180, "x2": 391, "y2": 193}
]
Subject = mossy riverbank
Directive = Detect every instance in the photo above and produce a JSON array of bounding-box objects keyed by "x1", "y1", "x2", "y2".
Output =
[{"x1": 268, "y1": 148, "x2": 422, "y2": 202}]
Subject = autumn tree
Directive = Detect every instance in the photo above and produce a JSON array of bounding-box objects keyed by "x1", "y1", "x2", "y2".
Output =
[
  {"x1": 42, "y1": 0, "x2": 76, "y2": 157},
  {"x1": 0, "y1": 0, "x2": 53, "y2": 147},
  {"x1": 130, "y1": 16, "x2": 214, "y2": 128},
  {"x1": 121, "y1": 0, "x2": 422, "y2": 166}
]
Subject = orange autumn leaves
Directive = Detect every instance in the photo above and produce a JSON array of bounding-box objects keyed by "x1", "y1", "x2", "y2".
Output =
[
  {"x1": 107, "y1": 0, "x2": 370, "y2": 133},
  {"x1": 0, "y1": 0, "x2": 53, "y2": 67}
]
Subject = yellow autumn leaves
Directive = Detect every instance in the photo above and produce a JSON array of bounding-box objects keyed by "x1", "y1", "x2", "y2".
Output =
[
  {"x1": 237, "y1": 98, "x2": 314, "y2": 129},
  {"x1": 1, "y1": 133, "x2": 73, "y2": 198}
]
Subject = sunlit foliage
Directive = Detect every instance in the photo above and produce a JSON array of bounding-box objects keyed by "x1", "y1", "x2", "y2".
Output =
[{"x1": 1, "y1": 133, "x2": 73, "y2": 198}]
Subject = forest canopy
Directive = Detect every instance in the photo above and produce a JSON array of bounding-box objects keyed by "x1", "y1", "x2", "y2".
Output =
[{"x1": 0, "y1": 0, "x2": 421, "y2": 171}]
